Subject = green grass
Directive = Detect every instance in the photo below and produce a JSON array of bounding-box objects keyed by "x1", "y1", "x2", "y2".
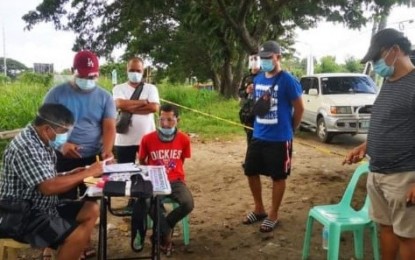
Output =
[{"x1": 0, "y1": 78, "x2": 245, "y2": 158}]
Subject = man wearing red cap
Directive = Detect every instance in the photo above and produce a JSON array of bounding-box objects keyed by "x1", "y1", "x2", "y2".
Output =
[
  {"x1": 344, "y1": 28, "x2": 415, "y2": 260},
  {"x1": 44, "y1": 50, "x2": 116, "y2": 200}
]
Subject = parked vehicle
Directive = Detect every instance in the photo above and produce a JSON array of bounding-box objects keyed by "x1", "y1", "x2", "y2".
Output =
[{"x1": 300, "y1": 73, "x2": 378, "y2": 143}]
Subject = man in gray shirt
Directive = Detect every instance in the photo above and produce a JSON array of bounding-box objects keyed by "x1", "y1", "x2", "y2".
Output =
[{"x1": 344, "y1": 28, "x2": 415, "y2": 260}]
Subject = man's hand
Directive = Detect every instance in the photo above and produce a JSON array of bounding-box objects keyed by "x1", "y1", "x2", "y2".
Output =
[
  {"x1": 343, "y1": 142, "x2": 367, "y2": 165},
  {"x1": 61, "y1": 142, "x2": 82, "y2": 158},
  {"x1": 87, "y1": 161, "x2": 104, "y2": 178},
  {"x1": 406, "y1": 185, "x2": 415, "y2": 206},
  {"x1": 246, "y1": 84, "x2": 253, "y2": 94},
  {"x1": 101, "y1": 151, "x2": 115, "y2": 164}
]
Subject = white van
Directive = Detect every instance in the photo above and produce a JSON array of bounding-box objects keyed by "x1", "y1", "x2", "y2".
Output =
[{"x1": 300, "y1": 73, "x2": 378, "y2": 143}]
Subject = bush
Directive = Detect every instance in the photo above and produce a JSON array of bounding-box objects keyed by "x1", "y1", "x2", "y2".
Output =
[{"x1": 17, "y1": 72, "x2": 53, "y2": 88}]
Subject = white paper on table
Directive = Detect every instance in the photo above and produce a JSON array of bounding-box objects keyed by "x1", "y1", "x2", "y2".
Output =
[{"x1": 103, "y1": 163, "x2": 142, "y2": 174}]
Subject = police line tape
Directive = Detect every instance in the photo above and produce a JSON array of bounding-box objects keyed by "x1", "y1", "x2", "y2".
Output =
[{"x1": 160, "y1": 98, "x2": 349, "y2": 158}]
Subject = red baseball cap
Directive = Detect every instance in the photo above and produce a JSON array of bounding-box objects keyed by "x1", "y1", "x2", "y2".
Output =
[{"x1": 73, "y1": 50, "x2": 99, "y2": 77}]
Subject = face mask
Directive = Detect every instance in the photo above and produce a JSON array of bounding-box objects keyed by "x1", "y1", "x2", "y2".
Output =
[
  {"x1": 373, "y1": 48, "x2": 397, "y2": 78},
  {"x1": 49, "y1": 132, "x2": 68, "y2": 150},
  {"x1": 75, "y1": 78, "x2": 96, "y2": 90},
  {"x1": 260, "y1": 59, "x2": 275, "y2": 72},
  {"x1": 128, "y1": 72, "x2": 143, "y2": 83},
  {"x1": 158, "y1": 127, "x2": 176, "y2": 136},
  {"x1": 248, "y1": 56, "x2": 261, "y2": 70}
]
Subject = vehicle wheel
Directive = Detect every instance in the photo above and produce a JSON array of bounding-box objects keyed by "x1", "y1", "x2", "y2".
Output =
[{"x1": 317, "y1": 117, "x2": 334, "y2": 143}]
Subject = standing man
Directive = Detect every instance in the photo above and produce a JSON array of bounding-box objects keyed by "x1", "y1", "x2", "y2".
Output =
[
  {"x1": 343, "y1": 28, "x2": 415, "y2": 260},
  {"x1": 112, "y1": 57, "x2": 160, "y2": 163},
  {"x1": 139, "y1": 104, "x2": 194, "y2": 256},
  {"x1": 238, "y1": 53, "x2": 261, "y2": 145},
  {"x1": 44, "y1": 50, "x2": 117, "y2": 201},
  {"x1": 0, "y1": 104, "x2": 103, "y2": 260},
  {"x1": 242, "y1": 41, "x2": 304, "y2": 233}
]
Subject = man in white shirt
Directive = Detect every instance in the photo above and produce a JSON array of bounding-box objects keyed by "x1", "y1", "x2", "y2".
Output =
[{"x1": 112, "y1": 57, "x2": 160, "y2": 163}]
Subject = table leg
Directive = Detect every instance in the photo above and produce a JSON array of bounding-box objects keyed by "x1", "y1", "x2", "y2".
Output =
[{"x1": 98, "y1": 197, "x2": 108, "y2": 260}]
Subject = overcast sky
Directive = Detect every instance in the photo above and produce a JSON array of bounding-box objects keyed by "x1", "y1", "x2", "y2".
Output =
[{"x1": 1, "y1": 1, "x2": 415, "y2": 72}]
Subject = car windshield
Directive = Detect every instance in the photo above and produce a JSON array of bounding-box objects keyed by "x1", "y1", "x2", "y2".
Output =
[{"x1": 321, "y1": 76, "x2": 377, "y2": 95}]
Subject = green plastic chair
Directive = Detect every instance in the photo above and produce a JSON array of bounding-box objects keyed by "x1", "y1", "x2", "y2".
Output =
[
  {"x1": 147, "y1": 197, "x2": 190, "y2": 245},
  {"x1": 302, "y1": 163, "x2": 380, "y2": 260}
]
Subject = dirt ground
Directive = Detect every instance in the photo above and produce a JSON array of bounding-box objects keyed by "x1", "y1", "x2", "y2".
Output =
[{"x1": 20, "y1": 131, "x2": 376, "y2": 260}]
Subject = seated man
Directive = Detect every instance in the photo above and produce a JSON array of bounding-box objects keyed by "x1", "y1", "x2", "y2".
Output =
[
  {"x1": 138, "y1": 104, "x2": 194, "y2": 256},
  {"x1": 0, "y1": 104, "x2": 103, "y2": 260}
]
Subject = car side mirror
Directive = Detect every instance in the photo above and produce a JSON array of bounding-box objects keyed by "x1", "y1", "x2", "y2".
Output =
[{"x1": 308, "y1": 89, "x2": 318, "y2": 95}]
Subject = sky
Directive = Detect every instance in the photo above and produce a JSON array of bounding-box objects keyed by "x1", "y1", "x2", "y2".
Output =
[{"x1": 1, "y1": 1, "x2": 415, "y2": 72}]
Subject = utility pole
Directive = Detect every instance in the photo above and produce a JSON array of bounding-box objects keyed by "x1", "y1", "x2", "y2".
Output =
[{"x1": 2, "y1": 25, "x2": 6, "y2": 77}]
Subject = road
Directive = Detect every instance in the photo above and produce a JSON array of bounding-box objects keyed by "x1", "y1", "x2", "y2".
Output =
[{"x1": 295, "y1": 130, "x2": 366, "y2": 159}]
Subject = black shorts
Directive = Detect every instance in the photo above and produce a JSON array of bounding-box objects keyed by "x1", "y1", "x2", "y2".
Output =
[
  {"x1": 17, "y1": 200, "x2": 85, "y2": 249},
  {"x1": 244, "y1": 139, "x2": 292, "y2": 180}
]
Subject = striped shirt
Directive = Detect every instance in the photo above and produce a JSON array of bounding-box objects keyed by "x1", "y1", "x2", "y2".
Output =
[
  {"x1": 367, "y1": 70, "x2": 415, "y2": 173},
  {"x1": 0, "y1": 125, "x2": 59, "y2": 216}
]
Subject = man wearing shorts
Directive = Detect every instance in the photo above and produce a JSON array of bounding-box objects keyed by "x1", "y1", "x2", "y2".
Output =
[
  {"x1": 344, "y1": 28, "x2": 415, "y2": 260},
  {"x1": 0, "y1": 104, "x2": 103, "y2": 260},
  {"x1": 243, "y1": 41, "x2": 304, "y2": 233}
]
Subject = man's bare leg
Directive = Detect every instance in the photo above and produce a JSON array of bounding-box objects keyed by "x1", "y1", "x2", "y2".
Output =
[
  {"x1": 379, "y1": 224, "x2": 399, "y2": 260},
  {"x1": 57, "y1": 202, "x2": 99, "y2": 260},
  {"x1": 268, "y1": 179, "x2": 286, "y2": 221},
  {"x1": 399, "y1": 236, "x2": 415, "y2": 260},
  {"x1": 247, "y1": 175, "x2": 266, "y2": 214}
]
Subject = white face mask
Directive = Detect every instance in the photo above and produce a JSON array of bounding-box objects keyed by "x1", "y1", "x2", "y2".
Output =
[
  {"x1": 128, "y1": 72, "x2": 143, "y2": 83},
  {"x1": 249, "y1": 55, "x2": 261, "y2": 70},
  {"x1": 75, "y1": 78, "x2": 96, "y2": 90}
]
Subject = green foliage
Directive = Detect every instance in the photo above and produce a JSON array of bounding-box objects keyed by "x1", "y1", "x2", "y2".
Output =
[
  {"x1": 344, "y1": 56, "x2": 364, "y2": 73},
  {"x1": 100, "y1": 62, "x2": 128, "y2": 85},
  {"x1": 315, "y1": 56, "x2": 342, "y2": 73},
  {"x1": 17, "y1": 72, "x2": 53, "y2": 88},
  {"x1": 0, "y1": 74, "x2": 11, "y2": 84},
  {"x1": 157, "y1": 83, "x2": 242, "y2": 139},
  {"x1": 0, "y1": 82, "x2": 47, "y2": 131},
  {"x1": 0, "y1": 57, "x2": 29, "y2": 71},
  {"x1": 23, "y1": 0, "x2": 403, "y2": 99}
]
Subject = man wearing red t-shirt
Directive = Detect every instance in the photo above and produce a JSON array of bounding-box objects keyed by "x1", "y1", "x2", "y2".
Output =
[{"x1": 139, "y1": 104, "x2": 193, "y2": 256}]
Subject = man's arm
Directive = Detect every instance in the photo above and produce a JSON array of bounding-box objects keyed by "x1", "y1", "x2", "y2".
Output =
[
  {"x1": 291, "y1": 97, "x2": 304, "y2": 130},
  {"x1": 101, "y1": 117, "x2": 116, "y2": 159},
  {"x1": 38, "y1": 162, "x2": 103, "y2": 195},
  {"x1": 115, "y1": 99, "x2": 159, "y2": 114}
]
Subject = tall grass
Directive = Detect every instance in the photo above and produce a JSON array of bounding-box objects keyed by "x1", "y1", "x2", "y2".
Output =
[
  {"x1": 158, "y1": 84, "x2": 242, "y2": 139},
  {"x1": 0, "y1": 78, "x2": 244, "y2": 158}
]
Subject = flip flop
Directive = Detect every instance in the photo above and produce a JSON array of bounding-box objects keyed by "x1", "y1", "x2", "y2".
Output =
[
  {"x1": 259, "y1": 218, "x2": 279, "y2": 233},
  {"x1": 242, "y1": 211, "x2": 268, "y2": 225}
]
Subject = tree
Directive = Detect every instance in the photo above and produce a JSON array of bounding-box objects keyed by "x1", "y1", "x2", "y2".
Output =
[
  {"x1": 315, "y1": 56, "x2": 341, "y2": 73},
  {"x1": 0, "y1": 57, "x2": 28, "y2": 73},
  {"x1": 344, "y1": 56, "x2": 365, "y2": 73},
  {"x1": 22, "y1": 0, "x2": 407, "y2": 98}
]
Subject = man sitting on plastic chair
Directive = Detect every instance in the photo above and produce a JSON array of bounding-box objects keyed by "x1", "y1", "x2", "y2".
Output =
[{"x1": 138, "y1": 104, "x2": 194, "y2": 256}]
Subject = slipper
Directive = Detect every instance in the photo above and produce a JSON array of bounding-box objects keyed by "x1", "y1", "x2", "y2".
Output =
[
  {"x1": 242, "y1": 211, "x2": 268, "y2": 225},
  {"x1": 259, "y1": 218, "x2": 279, "y2": 233},
  {"x1": 160, "y1": 241, "x2": 173, "y2": 257}
]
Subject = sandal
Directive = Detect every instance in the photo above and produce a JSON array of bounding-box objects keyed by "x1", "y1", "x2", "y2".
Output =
[
  {"x1": 242, "y1": 211, "x2": 268, "y2": 225},
  {"x1": 160, "y1": 241, "x2": 173, "y2": 257},
  {"x1": 259, "y1": 218, "x2": 279, "y2": 233}
]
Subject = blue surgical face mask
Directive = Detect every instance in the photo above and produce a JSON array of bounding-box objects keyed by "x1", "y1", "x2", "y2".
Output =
[
  {"x1": 75, "y1": 78, "x2": 96, "y2": 90},
  {"x1": 373, "y1": 48, "x2": 397, "y2": 78},
  {"x1": 128, "y1": 72, "x2": 143, "y2": 83},
  {"x1": 49, "y1": 132, "x2": 69, "y2": 150},
  {"x1": 260, "y1": 59, "x2": 275, "y2": 72},
  {"x1": 158, "y1": 127, "x2": 176, "y2": 136}
]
